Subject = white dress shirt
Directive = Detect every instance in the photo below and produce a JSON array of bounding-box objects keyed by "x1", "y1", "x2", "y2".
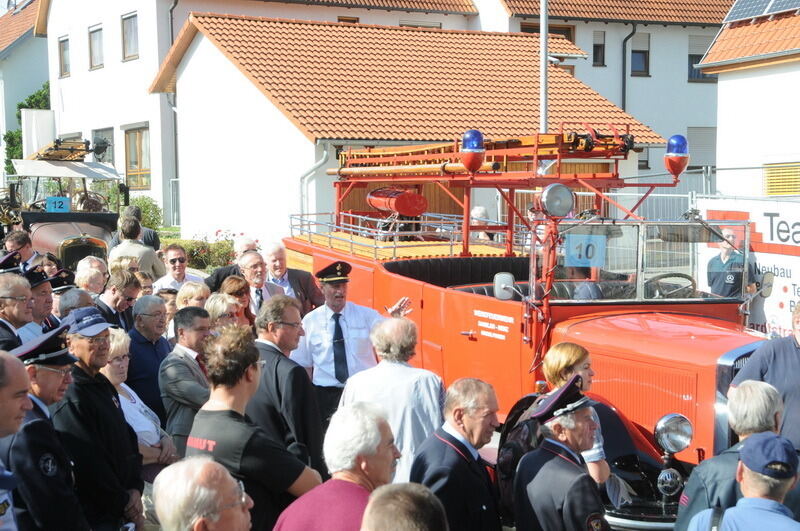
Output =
[
  {"x1": 17, "y1": 322, "x2": 43, "y2": 343},
  {"x1": 290, "y1": 301, "x2": 384, "y2": 387},
  {"x1": 340, "y1": 360, "x2": 444, "y2": 482},
  {"x1": 153, "y1": 272, "x2": 204, "y2": 293}
]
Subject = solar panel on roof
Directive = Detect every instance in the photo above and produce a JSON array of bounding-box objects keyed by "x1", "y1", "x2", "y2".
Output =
[
  {"x1": 724, "y1": 0, "x2": 771, "y2": 22},
  {"x1": 765, "y1": 0, "x2": 800, "y2": 16}
]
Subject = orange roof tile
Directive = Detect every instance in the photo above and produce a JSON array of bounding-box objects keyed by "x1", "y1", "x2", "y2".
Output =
[
  {"x1": 151, "y1": 14, "x2": 663, "y2": 144},
  {"x1": 262, "y1": 0, "x2": 477, "y2": 14},
  {"x1": 502, "y1": 0, "x2": 731, "y2": 24},
  {"x1": 700, "y1": 13, "x2": 800, "y2": 69},
  {"x1": 0, "y1": 0, "x2": 38, "y2": 55}
]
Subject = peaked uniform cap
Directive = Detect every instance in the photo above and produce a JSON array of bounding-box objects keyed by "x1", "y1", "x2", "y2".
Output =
[
  {"x1": 316, "y1": 261, "x2": 352, "y2": 284},
  {"x1": 529, "y1": 374, "x2": 589, "y2": 423},
  {"x1": 11, "y1": 324, "x2": 77, "y2": 366}
]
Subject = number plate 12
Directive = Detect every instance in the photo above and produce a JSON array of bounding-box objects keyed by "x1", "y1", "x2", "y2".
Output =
[{"x1": 45, "y1": 197, "x2": 70, "y2": 213}]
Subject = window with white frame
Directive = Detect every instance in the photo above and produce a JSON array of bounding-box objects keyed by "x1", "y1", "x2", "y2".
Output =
[
  {"x1": 122, "y1": 13, "x2": 138, "y2": 61},
  {"x1": 89, "y1": 25, "x2": 103, "y2": 69}
]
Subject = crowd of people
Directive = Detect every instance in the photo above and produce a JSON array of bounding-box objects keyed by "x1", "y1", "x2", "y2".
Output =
[{"x1": 0, "y1": 205, "x2": 799, "y2": 531}]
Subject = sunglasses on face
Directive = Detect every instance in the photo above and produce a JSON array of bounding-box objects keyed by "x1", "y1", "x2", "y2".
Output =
[{"x1": 169, "y1": 257, "x2": 187, "y2": 265}]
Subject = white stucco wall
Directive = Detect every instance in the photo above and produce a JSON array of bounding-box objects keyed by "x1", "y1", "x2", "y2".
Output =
[
  {"x1": 715, "y1": 61, "x2": 800, "y2": 196},
  {"x1": 175, "y1": 34, "x2": 314, "y2": 243},
  {"x1": 0, "y1": 34, "x2": 48, "y2": 174}
]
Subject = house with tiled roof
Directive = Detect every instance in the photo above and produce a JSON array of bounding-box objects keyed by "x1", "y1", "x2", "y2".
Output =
[
  {"x1": 698, "y1": 11, "x2": 800, "y2": 197},
  {"x1": 473, "y1": 0, "x2": 730, "y2": 176},
  {"x1": 149, "y1": 13, "x2": 661, "y2": 243},
  {"x1": 0, "y1": 0, "x2": 47, "y2": 175}
]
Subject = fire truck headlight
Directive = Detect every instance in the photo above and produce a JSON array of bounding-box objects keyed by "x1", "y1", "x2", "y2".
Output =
[
  {"x1": 654, "y1": 413, "x2": 693, "y2": 454},
  {"x1": 539, "y1": 183, "x2": 575, "y2": 218}
]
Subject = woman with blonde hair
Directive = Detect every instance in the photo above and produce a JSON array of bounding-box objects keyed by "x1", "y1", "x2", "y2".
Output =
[
  {"x1": 219, "y1": 275, "x2": 256, "y2": 328},
  {"x1": 204, "y1": 293, "x2": 241, "y2": 331},
  {"x1": 542, "y1": 342, "x2": 610, "y2": 485},
  {"x1": 109, "y1": 255, "x2": 140, "y2": 274},
  {"x1": 165, "y1": 282, "x2": 211, "y2": 341}
]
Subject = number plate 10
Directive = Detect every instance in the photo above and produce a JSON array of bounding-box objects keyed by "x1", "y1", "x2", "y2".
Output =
[
  {"x1": 564, "y1": 234, "x2": 606, "y2": 267},
  {"x1": 45, "y1": 197, "x2": 71, "y2": 213}
]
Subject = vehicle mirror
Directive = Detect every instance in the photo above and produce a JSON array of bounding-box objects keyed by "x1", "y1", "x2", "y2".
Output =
[
  {"x1": 493, "y1": 272, "x2": 516, "y2": 301},
  {"x1": 760, "y1": 272, "x2": 775, "y2": 298}
]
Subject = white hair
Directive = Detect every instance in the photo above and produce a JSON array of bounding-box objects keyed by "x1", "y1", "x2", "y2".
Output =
[
  {"x1": 729, "y1": 380, "x2": 783, "y2": 436},
  {"x1": 233, "y1": 236, "x2": 257, "y2": 255},
  {"x1": 541, "y1": 411, "x2": 577, "y2": 438},
  {"x1": 324, "y1": 403, "x2": 386, "y2": 474},
  {"x1": 75, "y1": 255, "x2": 106, "y2": 272},
  {"x1": 470, "y1": 206, "x2": 488, "y2": 219},
  {"x1": 262, "y1": 241, "x2": 286, "y2": 256},
  {"x1": 153, "y1": 456, "x2": 226, "y2": 531}
]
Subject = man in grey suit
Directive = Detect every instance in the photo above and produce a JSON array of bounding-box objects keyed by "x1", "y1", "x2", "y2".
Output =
[
  {"x1": 159, "y1": 306, "x2": 212, "y2": 456},
  {"x1": 239, "y1": 250, "x2": 283, "y2": 316}
]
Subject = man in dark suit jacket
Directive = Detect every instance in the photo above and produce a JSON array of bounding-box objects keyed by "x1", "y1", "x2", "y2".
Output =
[
  {"x1": 264, "y1": 243, "x2": 324, "y2": 316},
  {"x1": 204, "y1": 236, "x2": 258, "y2": 292},
  {"x1": 513, "y1": 374, "x2": 609, "y2": 531},
  {"x1": 0, "y1": 264, "x2": 32, "y2": 351},
  {"x1": 245, "y1": 295, "x2": 326, "y2": 477},
  {"x1": 410, "y1": 378, "x2": 502, "y2": 531},
  {"x1": 95, "y1": 270, "x2": 140, "y2": 331},
  {"x1": 0, "y1": 326, "x2": 91, "y2": 530},
  {"x1": 159, "y1": 307, "x2": 211, "y2": 456},
  {"x1": 108, "y1": 205, "x2": 160, "y2": 251}
]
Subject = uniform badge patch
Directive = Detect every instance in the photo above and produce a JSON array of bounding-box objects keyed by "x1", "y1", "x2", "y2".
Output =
[
  {"x1": 587, "y1": 513, "x2": 606, "y2": 531},
  {"x1": 39, "y1": 454, "x2": 58, "y2": 477}
]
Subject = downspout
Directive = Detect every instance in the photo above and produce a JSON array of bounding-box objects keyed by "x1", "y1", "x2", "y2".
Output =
[
  {"x1": 300, "y1": 143, "x2": 330, "y2": 216},
  {"x1": 168, "y1": 0, "x2": 180, "y2": 225},
  {"x1": 621, "y1": 22, "x2": 636, "y2": 111}
]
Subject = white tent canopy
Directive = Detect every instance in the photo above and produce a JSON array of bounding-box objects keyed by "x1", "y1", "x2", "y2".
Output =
[{"x1": 11, "y1": 160, "x2": 120, "y2": 180}]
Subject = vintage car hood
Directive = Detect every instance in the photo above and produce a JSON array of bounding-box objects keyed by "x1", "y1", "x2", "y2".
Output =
[{"x1": 551, "y1": 311, "x2": 766, "y2": 369}]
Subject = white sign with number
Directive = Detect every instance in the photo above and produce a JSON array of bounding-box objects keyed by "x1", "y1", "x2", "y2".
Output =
[{"x1": 564, "y1": 234, "x2": 606, "y2": 267}]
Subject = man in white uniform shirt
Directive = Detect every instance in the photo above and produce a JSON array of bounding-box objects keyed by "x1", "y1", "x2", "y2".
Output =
[{"x1": 290, "y1": 261, "x2": 410, "y2": 429}]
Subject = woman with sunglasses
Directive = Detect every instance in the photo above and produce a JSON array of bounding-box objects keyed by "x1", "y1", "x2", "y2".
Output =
[
  {"x1": 205, "y1": 293, "x2": 241, "y2": 331},
  {"x1": 219, "y1": 275, "x2": 256, "y2": 328}
]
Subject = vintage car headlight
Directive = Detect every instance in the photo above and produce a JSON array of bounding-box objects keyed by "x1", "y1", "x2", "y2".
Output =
[{"x1": 654, "y1": 413, "x2": 693, "y2": 454}]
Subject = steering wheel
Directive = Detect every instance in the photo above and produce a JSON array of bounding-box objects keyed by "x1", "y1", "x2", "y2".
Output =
[
  {"x1": 74, "y1": 191, "x2": 108, "y2": 212},
  {"x1": 644, "y1": 272, "x2": 697, "y2": 299}
]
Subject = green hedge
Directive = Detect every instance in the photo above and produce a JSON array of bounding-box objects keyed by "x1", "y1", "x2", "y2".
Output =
[{"x1": 160, "y1": 238, "x2": 234, "y2": 271}]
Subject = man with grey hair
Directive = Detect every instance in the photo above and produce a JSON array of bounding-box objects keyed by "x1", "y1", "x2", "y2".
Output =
[
  {"x1": 245, "y1": 295, "x2": 325, "y2": 476},
  {"x1": 127, "y1": 295, "x2": 171, "y2": 426},
  {"x1": 75, "y1": 255, "x2": 108, "y2": 278},
  {"x1": 264, "y1": 242, "x2": 323, "y2": 316},
  {"x1": 204, "y1": 235, "x2": 258, "y2": 292},
  {"x1": 238, "y1": 250, "x2": 283, "y2": 316},
  {"x1": 340, "y1": 318, "x2": 443, "y2": 482},
  {"x1": 361, "y1": 483, "x2": 449, "y2": 531},
  {"x1": 153, "y1": 456, "x2": 253, "y2": 531},
  {"x1": 676, "y1": 380, "x2": 800, "y2": 529},
  {"x1": 58, "y1": 288, "x2": 94, "y2": 319},
  {"x1": 274, "y1": 402, "x2": 401, "y2": 530},
  {"x1": 0, "y1": 273, "x2": 34, "y2": 351},
  {"x1": 411, "y1": 378, "x2": 502, "y2": 531},
  {"x1": 513, "y1": 374, "x2": 607, "y2": 531}
]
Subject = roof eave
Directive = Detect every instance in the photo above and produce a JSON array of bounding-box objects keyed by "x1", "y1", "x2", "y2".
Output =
[
  {"x1": 0, "y1": 27, "x2": 32, "y2": 59},
  {"x1": 512, "y1": 13, "x2": 723, "y2": 26},
  {"x1": 33, "y1": 0, "x2": 49, "y2": 36},
  {"x1": 149, "y1": 18, "x2": 200, "y2": 93},
  {"x1": 552, "y1": 52, "x2": 588, "y2": 59},
  {"x1": 699, "y1": 48, "x2": 800, "y2": 72},
  {"x1": 258, "y1": 0, "x2": 477, "y2": 15}
]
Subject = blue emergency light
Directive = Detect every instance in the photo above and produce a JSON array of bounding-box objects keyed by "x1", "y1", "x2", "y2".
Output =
[
  {"x1": 666, "y1": 135, "x2": 689, "y2": 157},
  {"x1": 462, "y1": 129, "x2": 485, "y2": 152}
]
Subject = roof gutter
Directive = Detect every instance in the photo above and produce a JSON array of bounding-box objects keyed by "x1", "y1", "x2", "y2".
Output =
[
  {"x1": 513, "y1": 14, "x2": 722, "y2": 27},
  {"x1": 300, "y1": 144, "x2": 330, "y2": 216},
  {"x1": 167, "y1": 0, "x2": 180, "y2": 226},
  {"x1": 264, "y1": 0, "x2": 476, "y2": 15},
  {"x1": 621, "y1": 22, "x2": 636, "y2": 111},
  {"x1": 699, "y1": 47, "x2": 800, "y2": 71}
]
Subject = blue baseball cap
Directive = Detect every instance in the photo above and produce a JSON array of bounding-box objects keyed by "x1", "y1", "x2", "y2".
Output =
[
  {"x1": 740, "y1": 432, "x2": 799, "y2": 479},
  {"x1": 64, "y1": 306, "x2": 113, "y2": 337}
]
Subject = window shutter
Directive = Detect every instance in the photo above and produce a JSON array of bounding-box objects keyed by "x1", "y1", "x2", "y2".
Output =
[
  {"x1": 686, "y1": 127, "x2": 716, "y2": 166},
  {"x1": 689, "y1": 35, "x2": 713, "y2": 55},
  {"x1": 632, "y1": 33, "x2": 649, "y2": 51}
]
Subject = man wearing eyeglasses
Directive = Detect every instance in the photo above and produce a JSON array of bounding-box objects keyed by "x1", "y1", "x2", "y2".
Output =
[
  {"x1": 238, "y1": 250, "x2": 283, "y2": 316},
  {"x1": 127, "y1": 295, "x2": 171, "y2": 427},
  {"x1": 153, "y1": 244, "x2": 203, "y2": 293},
  {"x1": 245, "y1": 295, "x2": 326, "y2": 478},
  {"x1": 3, "y1": 231, "x2": 38, "y2": 272},
  {"x1": 0, "y1": 326, "x2": 91, "y2": 530},
  {"x1": 96, "y1": 271, "x2": 141, "y2": 331},
  {"x1": 0, "y1": 272, "x2": 35, "y2": 351},
  {"x1": 52, "y1": 307, "x2": 144, "y2": 530}
]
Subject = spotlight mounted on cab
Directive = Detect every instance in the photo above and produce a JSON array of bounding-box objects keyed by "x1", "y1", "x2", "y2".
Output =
[
  {"x1": 664, "y1": 134, "x2": 690, "y2": 179},
  {"x1": 459, "y1": 129, "x2": 486, "y2": 173},
  {"x1": 531, "y1": 183, "x2": 575, "y2": 218}
]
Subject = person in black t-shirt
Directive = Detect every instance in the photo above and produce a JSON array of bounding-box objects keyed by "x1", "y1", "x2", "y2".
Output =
[{"x1": 186, "y1": 325, "x2": 321, "y2": 530}]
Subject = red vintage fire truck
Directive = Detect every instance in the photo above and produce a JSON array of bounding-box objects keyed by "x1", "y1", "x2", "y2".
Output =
[{"x1": 285, "y1": 125, "x2": 768, "y2": 529}]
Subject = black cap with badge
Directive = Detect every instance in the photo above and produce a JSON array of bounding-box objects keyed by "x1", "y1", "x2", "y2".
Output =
[
  {"x1": 0, "y1": 251, "x2": 22, "y2": 274},
  {"x1": 49, "y1": 269, "x2": 76, "y2": 294},
  {"x1": 11, "y1": 324, "x2": 77, "y2": 366},
  {"x1": 315, "y1": 261, "x2": 352, "y2": 284},
  {"x1": 22, "y1": 265, "x2": 58, "y2": 289},
  {"x1": 529, "y1": 374, "x2": 590, "y2": 424}
]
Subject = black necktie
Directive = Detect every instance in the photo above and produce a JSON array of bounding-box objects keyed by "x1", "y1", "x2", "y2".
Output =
[
  {"x1": 333, "y1": 313, "x2": 348, "y2": 383},
  {"x1": 255, "y1": 288, "x2": 264, "y2": 310}
]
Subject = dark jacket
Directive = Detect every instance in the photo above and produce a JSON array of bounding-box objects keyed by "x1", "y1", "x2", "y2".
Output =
[
  {"x1": 0, "y1": 399, "x2": 90, "y2": 531},
  {"x1": 204, "y1": 264, "x2": 241, "y2": 293},
  {"x1": 95, "y1": 299, "x2": 134, "y2": 332},
  {"x1": 244, "y1": 341, "x2": 326, "y2": 477},
  {"x1": 0, "y1": 320, "x2": 21, "y2": 351},
  {"x1": 127, "y1": 328, "x2": 171, "y2": 427},
  {"x1": 513, "y1": 439, "x2": 608, "y2": 531},
  {"x1": 51, "y1": 367, "x2": 143, "y2": 527},
  {"x1": 286, "y1": 269, "x2": 324, "y2": 316},
  {"x1": 410, "y1": 427, "x2": 501, "y2": 531},
  {"x1": 109, "y1": 227, "x2": 160, "y2": 251}
]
